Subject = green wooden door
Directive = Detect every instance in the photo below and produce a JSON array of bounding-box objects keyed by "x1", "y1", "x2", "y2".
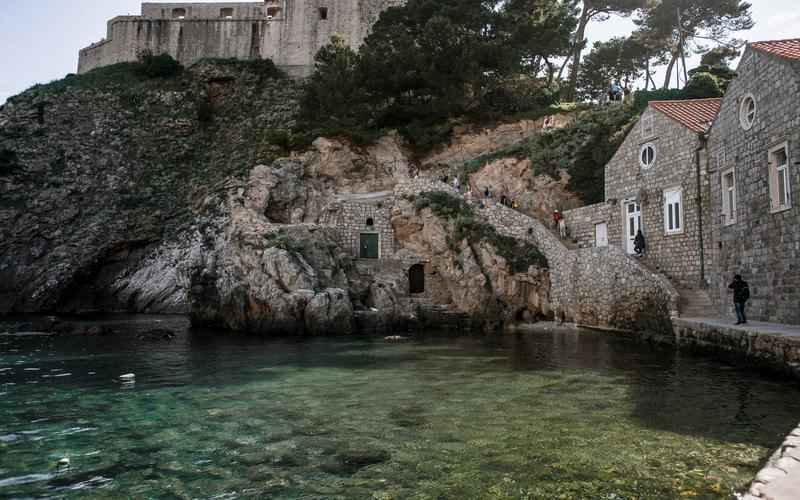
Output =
[{"x1": 360, "y1": 233, "x2": 379, "y2": 259}]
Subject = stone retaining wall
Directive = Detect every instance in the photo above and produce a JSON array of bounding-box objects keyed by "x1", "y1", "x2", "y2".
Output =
[
  {"x1": 666, "y1": 319, "x2": 800, "y2": 379},
  {"x1": 561, "y1": 202, "x2": 614, "y2": 249}
]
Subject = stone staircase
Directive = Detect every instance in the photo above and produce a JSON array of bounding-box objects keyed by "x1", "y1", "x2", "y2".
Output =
[
  {"x1": 678, "y1": 288, "x2": 714, "y2": 319},
  {"x1": 394, "y1": 178, "x2": 681, "y2": 327}
]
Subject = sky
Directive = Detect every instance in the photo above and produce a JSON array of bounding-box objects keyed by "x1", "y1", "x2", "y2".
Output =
[{"x1": 0, "y1": 0, "x2": 798, "y2": 105}]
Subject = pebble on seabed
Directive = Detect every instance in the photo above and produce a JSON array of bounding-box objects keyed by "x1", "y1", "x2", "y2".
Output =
[{"x1": 57, "y1": 457, "x2": 70, "y2": 469}]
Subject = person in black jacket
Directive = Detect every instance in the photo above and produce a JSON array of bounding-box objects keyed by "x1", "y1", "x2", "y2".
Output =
[
  {"x1": 633, "y1": 230, "x2": 646, "y2": 257},
  {"x1": 728, "y1": 274, "x2": 750, "y2": 325}
]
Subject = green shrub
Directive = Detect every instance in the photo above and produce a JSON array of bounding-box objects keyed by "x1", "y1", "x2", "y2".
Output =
[
  {"x1": 199, "y1": 58, "x2": 284, "y2": 80},
  {"x1": 633, "y1": 89, "x2": 686, "y2": 111},
  {"x1": 526, "y1": 105, "x2": 637, "y2": 204},
  {"x1": 265, "y1": 130, "x2": 292, "y2": 150},
  {"x1": 415, "y1": 191, "x2": 474, "y2": 220},
  {"x1": 683, "y1": 72, "x2": 723, "y2": 99},
  {"x1": 137, "y1": 53, "x2": 183, "y2": 78},
  {"x1": 0, "y1": 148, "x2": 19, "y2": 176},
  {"x1": 416, "y1": 191, "x2": 548, "y2": 271},
  {"x1": 196, "y1": 97, "x2": 215, "y2": 124},
  {"x1": 264, "y1": 230, "x2": 306, "y2": 256}
]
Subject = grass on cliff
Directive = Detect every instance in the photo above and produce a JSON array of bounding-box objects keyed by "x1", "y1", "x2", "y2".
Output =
[
  {"x1": 415, "y1": 191, "x2": 548, "y2": 272},
  {"x1": 195, "y1": 58, "x2": 285, "y2": 80},
  {"x1": 19, "y1": 54, "x2": 186, "y2": 100}
]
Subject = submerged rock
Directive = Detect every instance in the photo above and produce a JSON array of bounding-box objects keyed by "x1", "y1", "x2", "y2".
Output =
[{"x1": 321, "y1": 448, "x2": 391, "y2": 475}]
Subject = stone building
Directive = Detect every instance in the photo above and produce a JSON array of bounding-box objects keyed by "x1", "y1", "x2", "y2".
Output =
[
  {"x1": 319, "y1": 192, "x2": 396, "y2": 260},
  {"x1": 707, "y1": 39, "x2": 800, "y2": 324},
  {"x1": 563, "y1": 98, "x2": 720, "y2": 291},
  {"x1": 78, "y1": 0, "x2": 404, "y2": 77}
]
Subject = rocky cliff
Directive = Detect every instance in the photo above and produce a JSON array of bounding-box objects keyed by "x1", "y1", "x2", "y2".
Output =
[{"x1": 0, "y1": 60, "x2": 564, "y2": 334}]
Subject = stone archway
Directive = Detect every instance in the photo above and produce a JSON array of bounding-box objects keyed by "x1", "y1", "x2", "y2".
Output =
[{"x1": 409, "y1": 264, "x2": 425, "y2": 294}]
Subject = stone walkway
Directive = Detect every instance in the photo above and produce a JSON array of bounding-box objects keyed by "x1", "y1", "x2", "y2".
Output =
[
  {"x1": 742, "y1": 423, "x2": 800, "y2": 500},
  {"x1": 677, "y1": 317, "x2": 800, "y2": 338}
]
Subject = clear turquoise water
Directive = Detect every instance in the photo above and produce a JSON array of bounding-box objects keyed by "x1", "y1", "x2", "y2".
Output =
[{"x1": 1, "y1": 317, "x2": 799, "y2": 499}]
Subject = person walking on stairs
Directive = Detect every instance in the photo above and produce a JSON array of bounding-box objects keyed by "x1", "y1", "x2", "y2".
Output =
[{"x1": 728, "y1": 274, "x2": 750, "y2": 325}]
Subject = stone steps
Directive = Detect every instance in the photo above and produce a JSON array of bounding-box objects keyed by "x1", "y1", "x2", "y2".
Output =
[{"x1": 678, "y1": 289, "x2": 714, "y2": 318}]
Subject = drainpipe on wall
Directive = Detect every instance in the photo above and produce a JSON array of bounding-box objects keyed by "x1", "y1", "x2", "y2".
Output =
[{"x1": 695, "y1": 133, "x2": 708, "y2": 288}]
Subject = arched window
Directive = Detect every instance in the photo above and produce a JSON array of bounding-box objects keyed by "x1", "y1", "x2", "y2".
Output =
[
  {"x1": 172, "y1": 8, "x2": 187, "y2": 19},
  {"x1": 319, "y1": 7, "x2": 329, "y2": 20},
  {"x1": 366, "y1": 217, "x2": 375, "y2": 227},
  {"x1": 409, "y1": 264, "x2": 425, "y2": 294}
]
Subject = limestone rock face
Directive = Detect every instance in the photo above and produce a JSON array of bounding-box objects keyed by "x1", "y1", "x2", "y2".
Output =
[
  {"x1": 304, "y1": 288, "x2": 354, "y2": 335},
  {"x1": 304, "y1": 134, "x2": 410, "y2": 195},
  {"x1": 421, "y1": 113, "x2": 574, "y2": 169},
  {"x1": 188, "y1": 191, "x2": 353, "y2": 334},
  {"x1": 468, "y1": 157, "x2": 582, "y2": 221},
  {"x1": 391, "y1": 202, "x2": 551, "y2": 325},
  {"x1": 0, "y1": 62, "x2": 302, "y2": 314}
]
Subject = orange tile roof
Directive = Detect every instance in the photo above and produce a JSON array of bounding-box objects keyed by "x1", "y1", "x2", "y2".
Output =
[
  {"x1": 751, "y1": 39, "x2": 800, "y2": 61},
  {"x1": 649, "y1": 98, "x2": 722, "y2": 133}
]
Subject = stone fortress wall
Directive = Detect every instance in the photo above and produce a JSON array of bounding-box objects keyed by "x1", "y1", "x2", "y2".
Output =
[{"x1": 78, "y1": 0, "x2": 405, "y2": 77}]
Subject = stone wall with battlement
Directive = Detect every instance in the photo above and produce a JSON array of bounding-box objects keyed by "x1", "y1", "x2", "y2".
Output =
[{"x1": 78, "y1": 0, "x2": 406, "y2": 76}]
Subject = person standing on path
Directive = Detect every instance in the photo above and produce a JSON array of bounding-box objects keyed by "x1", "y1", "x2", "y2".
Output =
[
  {"x1": 728, "y1": 274, "x2": 750, "y2": 325},
  {"x1": 552, "y1": 210, "x2": 561, "y2": 230}
]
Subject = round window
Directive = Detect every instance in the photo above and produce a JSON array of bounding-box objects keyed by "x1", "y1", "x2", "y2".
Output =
[
  {"x1": 739, "y1": 93, "x2": 756, "y2": 130},
  {"x1": 639, "y1": 143, "x2": 656, "y2": 169}
]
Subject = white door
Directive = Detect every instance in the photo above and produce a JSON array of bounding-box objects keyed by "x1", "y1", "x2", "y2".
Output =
[
  {"x1": 625, "y1": 201, "x2": 641, "y2": 254},
  {"x1": 595, "y1": 223, "x2": 608, "y2": 247}
]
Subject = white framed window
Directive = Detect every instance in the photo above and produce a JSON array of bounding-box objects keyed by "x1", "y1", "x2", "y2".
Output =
[
  {"x1": 641, "y1": 113, "x2": 655, "y2": 139},
  {"x1": 769, "y1": 142, "x2": 791, "y2": 212},
  {"x1": 664, "y1": 188, "x2": 683, "y2": 234},
  {"x1": 739, "y1": 93, "x2": 757, "y2": 131},
  {"x1": 640, "y1": 143, "x2": 657, "y2": 169},
  {"x1": 721, "y1": 168, "x2": 737, "y2": 225}
]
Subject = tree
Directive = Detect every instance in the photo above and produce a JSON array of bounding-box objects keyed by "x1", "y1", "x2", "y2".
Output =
[
  {"x1": 634, "y1": 0, "x2": 753, "y2": 89},
  {"x1": 700, "y1": 45, "x2": 739, "y2": 67},
  {"x1": 683, "y1": 72, "x2": 723, "y2": 98},
  {"x1": 298, "y1": 35, "x2": 370, "y2": 139},
  {"x1": 688, "y1": 46, "x2": 739, "y2": 92},
  {"x1": 359, "y1": 0, "x2": 577, "y2": 122},
  {"x1": 577, "y1": 37, "x2": 648, "y2": 100},
  {"x1": 562, "y1": 0, "x2": 645, "y2": 101}
]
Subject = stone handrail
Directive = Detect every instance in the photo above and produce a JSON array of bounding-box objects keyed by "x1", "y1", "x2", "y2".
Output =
[{"x1": 395, "y1": 180, "x2": 679, "y2": 328}]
